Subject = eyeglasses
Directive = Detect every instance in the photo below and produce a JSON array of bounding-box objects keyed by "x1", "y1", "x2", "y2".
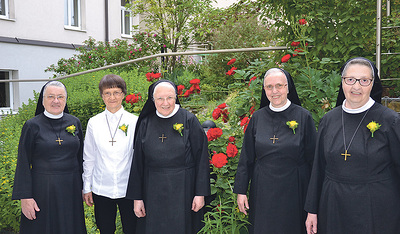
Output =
[
  {"x1": 154, "y1": 96, "x2": 176, "y2": 103},
  {"x1": 265, "y1": 83, "x2": 287, "y2": 90},
  {"x1": 45, "y1": 95, "x2": 66, "y2": 101},
  {"x1": 103, "y1": 91, "x2": 124, "y2": 98},
  {"x1": 342, "y1": 77, "x2": 373, "y2": 86}
]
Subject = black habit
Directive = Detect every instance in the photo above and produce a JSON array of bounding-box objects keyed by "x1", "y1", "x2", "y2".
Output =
[
  {"x1": 12, "y1": 113, "x2": 86, "y2": 234},
  {"x1": 234, "y1": 103, "x2": 316, "y2": 233},
  {"x1": 304, "y1": 103, "x2": 400, "y2": 233},
  {"x1": 126, "y1": 107, "x2": 210, "y2": 234}
]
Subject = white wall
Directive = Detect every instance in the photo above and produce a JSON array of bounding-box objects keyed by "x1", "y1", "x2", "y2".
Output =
[
  {"x1": 0, "y1": 43, "x2": 77, "y2": 110},
  {"x1": 0, "y1": 0, "x2": 131, "y2": 45}
]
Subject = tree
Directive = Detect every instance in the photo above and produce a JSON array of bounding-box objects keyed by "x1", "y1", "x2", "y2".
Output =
[{"x1": 128, "y1": 0, "x2": 213, "y2": 70}]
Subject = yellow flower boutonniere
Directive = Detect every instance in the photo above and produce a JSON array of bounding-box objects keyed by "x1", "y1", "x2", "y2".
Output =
[
  {"x1": 119, "y1": 124, "x2": 128, "y2": 136},
  {"x1": 66, "y1": 125, "x2": 76, "y2": 136},
  {"x1": 173, "y1": 123, "x2": 184, "y2": 136},
  {"x1": 286, "y1": 120, "x2": 298, "y2": 134},
  {"x1": 367, "y1": 121, "x2": 381, "y2": 138}
]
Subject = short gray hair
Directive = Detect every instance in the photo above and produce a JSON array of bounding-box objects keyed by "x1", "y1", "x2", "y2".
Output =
[
  {"x1": 153, "y1": 82, "x2": 176, "y2": 97},
  {"x1": 43, "y1": 81, "x2": 68, "y2": 98},
  {"x1": 341, "y1": 58, "x2": 374, "y2": 79},
  {"x1": 263, "y1": 68, "x2": 286, "y2": 84}
]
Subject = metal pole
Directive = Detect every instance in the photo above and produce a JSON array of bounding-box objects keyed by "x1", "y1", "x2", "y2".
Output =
[
  {"x1": 376, "y1": 0, "x2": 382, "y2": 78},
  {"x1": 387, "y1": 0, "x2": 390, "y2": 17},
  {"x1": 0, "y1": 46, "x2": 288, "y2": 83}
]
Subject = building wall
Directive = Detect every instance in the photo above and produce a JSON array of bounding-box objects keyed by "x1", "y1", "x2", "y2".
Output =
[{"x1": 0, "y1": 0, "x2": 136, "y2": 113}]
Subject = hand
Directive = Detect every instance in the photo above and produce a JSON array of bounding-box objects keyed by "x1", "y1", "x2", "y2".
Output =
[
  {"x1": 191, "y1": 196, "x2": 205, "y2": 212},
  {"x1": 306, "y1": 213, "x2": 318, "y2": 234},
  {"x1": 237, "y1": 194, "x2": 249, "y2": 215},
  {"x1": 134, "y1": 200, "x2": 146, "y2": 218},
  {"x1": 21, "y1": 198, "x2": 40, "y2": 220},
  {"x1": 83, "y1": 192, "x2": 93, "y2": 207}
]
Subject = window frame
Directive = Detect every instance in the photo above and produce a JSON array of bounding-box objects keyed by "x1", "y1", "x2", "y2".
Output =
[
  {"x1": 0, "y1": 70, "x2": 13, "y2": 112},
  {"x1": 121, "y1": 3, "x2": 139, "y2": 37},
  {"x1": 0, "y1": 0, "x2": 9, "y2": 19},
  {"x1": 64, "y1": 0, "x2": 81, "y2": 29}
]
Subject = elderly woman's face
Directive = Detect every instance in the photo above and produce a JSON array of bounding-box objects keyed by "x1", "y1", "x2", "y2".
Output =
[
  {"x1": 153, "y1": 85, "x2": 176, "y2": 116},
  {"x1": 342, "y1": 64, "x2": 373, "y2": 109},
  {"x1": 264, "y1": 72, "x2": 289, "y2": 108},
  {"x1": 43, "y1": 86, "x2": 67, "y2": 115}
]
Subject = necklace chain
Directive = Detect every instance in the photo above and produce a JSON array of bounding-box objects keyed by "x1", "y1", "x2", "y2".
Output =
[
  {"x1": 341, "y1": 108, "x2": 370, "y2": 154},
  {"x1": 48, "y1": 116, "x2": 64, "y2": 145},
  {"x1": 105, "y1": 113, "x2": 123, "y2": 144}
]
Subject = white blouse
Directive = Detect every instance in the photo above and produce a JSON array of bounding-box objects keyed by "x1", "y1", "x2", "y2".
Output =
[{"x1": 82, "y1": 107, "x2": 138, "y2": 199}]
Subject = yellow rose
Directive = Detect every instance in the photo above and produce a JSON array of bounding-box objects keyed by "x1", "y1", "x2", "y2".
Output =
[
  {"x1": 173, "y1": 123, "x2": 184, "y2": 136},
  {"x1": 286, "y1": 120, "x2": 298, "y2": 134},
  {"x1": 367, "y1": 121, "x2": 381, "y2": 138},
  {"x1": 119, "y1": 124, "x2": 129, "y2": 136},
  {"x1": 66, "y1": 125, "x2": 76, "y2": 136}
]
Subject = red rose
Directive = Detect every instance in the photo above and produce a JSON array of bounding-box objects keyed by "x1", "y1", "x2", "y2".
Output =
[
  {"x1": 221, "y1": 109, "x2": 229, "y2": 123},
  {"x1": 240, "y1": 117, "x2": 250, "y2": 133},
  {"x1": 125, "y1": 93, "x2": 141, "y2": 104},
  {"x1": 299, "y1": 19, "x2": 307, "y2": 25},
  {"x1": 226, "y1": 143, "x2": 238, "y2": 158},
  {"x1": 212, "y1": 108, "x2": 222, "y2": 120},
  {"x1": 189, "y1": 79, "x2": 200, "y2": 85},
  {"x1": 146, "y1": 72, "x2": 153, "y2": 81},
  {"x1": 177, "y1": 85, "x2": 185, "y2": 95},
  {"x1": 207, "y1": 127, "x2": 223, "y2": 141},
  {"x1": 153, "y1": 73, "x2": 162, "y2": 79},
  {"x1": 228, "y1": 136, "x2": 235, "y2": 142},
  {"x1": 243, "y1": 124, "x2": 249, "y2": 133},
  {"x1": 226, "y1": 67, "x2": 237, "y2": 76},
  {"x1": 210, "y1": 153, "x2": 228, "y2": 168},
  {"x1": 305, "y1": 42, "x2": 309, "y2": 46},
  {"x1": 218, "y1": 103, "x2": 227, "y2": 109},
  {"x1": 240, "y1": 117, "x2": 249, "y2": 126},
  {"x1": 281, "y1": 54, "x2": 291, "y2": 63},
  {"x1": 249, "y1": 106, "x2": 255, "y2": 115},
  {"x1": 183, "y1": 89, "x2": 192, "y2": 97},
  {"x1": 291, "y1": 41, "x2": 300, "y2": 47},
  {"x1": 227, "y1": 58, "x2": 236, "y2": 66},
  {"x1": 248, "y1": 76, "x2": 257, "y2": 86}
]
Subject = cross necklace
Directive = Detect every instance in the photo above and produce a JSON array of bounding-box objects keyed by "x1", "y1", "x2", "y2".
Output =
[
  {"x1": 105, "y1": 113, "x2": 123, "y2": 146},
  {"x1": 269, "y1": 113, "x2": 280, "y2": 144},
  {"x1": 341, "y1": 108, "x2": 370, "y2": 161},
  {"x1": 48, "y1": 116, "x2": 64, "y2": 146}
]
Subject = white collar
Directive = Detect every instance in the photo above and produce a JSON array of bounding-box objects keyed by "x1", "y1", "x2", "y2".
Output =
[
  {"x1": 342, "y1": 97, "x2": 375, "y2": 114},
  {"x1": 105, "y1": 106, "x2": 124, "y2": 117},
  {"x1": 269, "y1": 99, "x2": 291, "y2": 112},
  {"x1": 44, "y1": 110, "x2": 63, "y2": 119},
  {"x1": 156, "y1": 104, "x2": 180, "y2": 118}
]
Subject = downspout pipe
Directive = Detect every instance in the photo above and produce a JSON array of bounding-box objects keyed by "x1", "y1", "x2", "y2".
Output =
[{"x1": 105, "y1": 0, "x2": 109, "y2": 42}]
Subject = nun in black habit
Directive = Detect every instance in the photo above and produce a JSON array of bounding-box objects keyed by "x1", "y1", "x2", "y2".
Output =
[
  {"x1": 126, "y1": 80, "x2": 210, "y2": 234},
  {"x1": 305, "y1": 57, "x2": 400, "y2": 234},
  {"x1": 234, "y1": 68, "x2": 317, "y2": 233},
  {"x1": 12, "y1": 81, "x2": 86, "y2": 233}
]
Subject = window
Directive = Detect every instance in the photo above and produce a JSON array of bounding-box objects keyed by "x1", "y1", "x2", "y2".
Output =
[
  {"x1": 0, "y1": 71, "x2": 12, "y2": 110},
  {"x1": 0, "y1": 0, "x2": 9, "y2": 18},
  {"x1": 121, "y1": 0, "x2": 139, "y2": 36},
  {"x1": 65, "y1": 0, "x2": 81, "y2": 28}
]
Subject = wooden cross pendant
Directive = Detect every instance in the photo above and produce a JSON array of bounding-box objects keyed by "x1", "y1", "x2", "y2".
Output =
[
  {"x1": 270, "y1": 135, "x2": 278, "y2": 144},
  {"x1": 56, "y1": 137, "x2": 63, "y2": 145},
  {"x1": 341, "y1": 150, "x2": 351, "y2": 161},
  {"x1": 159, "y1": 134, "x2": 167, "y2": 143},
  {"x1": 109, "y1": 138, "x2": 116, "y2": 146}
]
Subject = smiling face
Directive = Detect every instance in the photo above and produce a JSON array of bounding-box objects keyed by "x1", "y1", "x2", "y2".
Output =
[
  {"x1": 342, "y1": 64, "x2": 373, "y2": 109},
  {"x1": 102, "y1": 87, "x2": 124, "y2": 113},
  {"x1": 42, "y1": 85, "x2": 67, "y2": 115},
  {"x1": 264, "y1": 72, "x2": 289, "y2": 108},
  {"x1": 153, "y1": 85, "x2": 177, "y2": 117}
]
